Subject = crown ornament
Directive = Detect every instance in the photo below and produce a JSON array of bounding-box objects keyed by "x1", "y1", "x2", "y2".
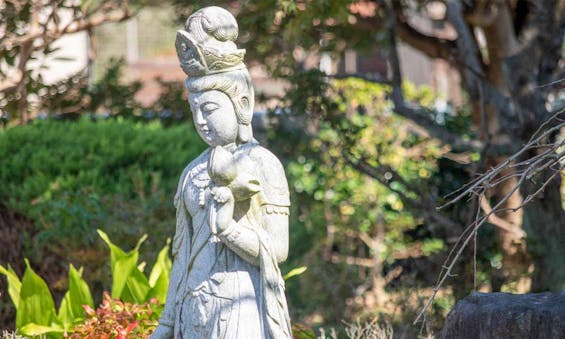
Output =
[{"x1": 176, "y1": 7, "x2": 247, "y2": 77}]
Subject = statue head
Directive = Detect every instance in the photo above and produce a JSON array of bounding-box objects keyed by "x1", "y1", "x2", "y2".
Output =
[{"x1": 176, "y1": 6, "x2": 254, "y2": 145}]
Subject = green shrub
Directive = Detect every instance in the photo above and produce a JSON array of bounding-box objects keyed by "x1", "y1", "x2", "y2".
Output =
[
  {"x1": 0, "y1": 117, "x2": 204, "y2": 217},
  {"x1": 0, "y1": 117, "x2": 204, "y2": 291}
]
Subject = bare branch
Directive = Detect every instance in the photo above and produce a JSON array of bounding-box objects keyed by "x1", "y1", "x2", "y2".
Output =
[
  {"x1": 479, "y1": 195, "x2": 527, "y2": 238},
  {"x1": 441, "y1": 110, "x2": 565, "y2": 208},
  {"x1": 445, "y1": 0, "x2": 485, "y2": 79},
  {"x1": 382, "y1": 3, "x2": 495, "y2": 154},
  {"x1": 395, "y1": 15, "x2": 456, "y2": 60},
  {"x1": 1, "y1": 4, "x2": 132, "y2": 51},
  {"x1": 414, "y1": 109, "x2": 565, "y2": 324}
]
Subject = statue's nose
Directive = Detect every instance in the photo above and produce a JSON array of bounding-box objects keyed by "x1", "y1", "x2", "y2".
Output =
[{"x1": 194, "y1": 110, "x2": 206, "y2": 125}]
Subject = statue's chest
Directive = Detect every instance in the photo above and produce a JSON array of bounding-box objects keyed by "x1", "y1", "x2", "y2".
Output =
[{"x1": 183, "y1": 161, "x2": 212, "y2": 217}]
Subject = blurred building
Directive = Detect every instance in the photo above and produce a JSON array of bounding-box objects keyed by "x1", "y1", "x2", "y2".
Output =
[
  {"x1": 25, "y1": 9, "x2": 89, "y2": 85},
  {"x1": 51, "y1": 5, "x2": 461, "y2": 111}
]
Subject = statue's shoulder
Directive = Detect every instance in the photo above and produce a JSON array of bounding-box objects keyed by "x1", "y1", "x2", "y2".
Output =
[{"x1": 244, "y1": 143, "x2": 290, "y2": 207}]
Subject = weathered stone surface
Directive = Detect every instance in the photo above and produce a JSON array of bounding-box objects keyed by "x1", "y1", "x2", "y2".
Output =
[{"x1": 437, "y1": 291, "x2": 565, "y2": 339}]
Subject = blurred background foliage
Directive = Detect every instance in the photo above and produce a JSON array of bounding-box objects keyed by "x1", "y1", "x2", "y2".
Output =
[
  {"x1": 1, "y1": 0, "x2": 564, "y2": 337},
  {"x1": 271, "y1": 72, "x2": 478, "y2": 332}
]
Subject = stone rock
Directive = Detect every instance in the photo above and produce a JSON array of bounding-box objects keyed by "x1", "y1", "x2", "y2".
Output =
[{"x1": 437, "y1": 291, "x2": 565, "y2": 339}]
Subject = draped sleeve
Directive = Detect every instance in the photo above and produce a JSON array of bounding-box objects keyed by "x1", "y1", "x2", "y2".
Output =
[{"x1": 248, "y1": 145, "x2": 290, "y2": 209}]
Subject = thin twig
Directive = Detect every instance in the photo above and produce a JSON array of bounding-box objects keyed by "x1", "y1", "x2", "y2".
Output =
[{"x1": 415, "y1": 109, "x2": 564, "y2": 324}]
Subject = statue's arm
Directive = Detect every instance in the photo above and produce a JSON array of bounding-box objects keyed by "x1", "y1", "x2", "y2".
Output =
[
  {"x1": 216, "y1": 148, "x2": 290, "y2": 266},
  {"x1": 217, "y1": 206, "x2": 289, "y2": 266},
  {"x1": 262, "y1": 207, "x2": 289, "y2": 262}
]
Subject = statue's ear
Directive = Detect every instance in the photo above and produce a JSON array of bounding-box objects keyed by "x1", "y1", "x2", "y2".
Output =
[
  {"x1": 240, "y1": 96, "x2": 250, "y2": 111},
  {"x1": 237, "y1": 124, "x2": 253, "y2": 143}
]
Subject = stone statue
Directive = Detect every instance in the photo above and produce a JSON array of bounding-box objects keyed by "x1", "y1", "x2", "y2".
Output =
[{"x1": 150, "y1": 6, "x2": 292, "y2": 339}]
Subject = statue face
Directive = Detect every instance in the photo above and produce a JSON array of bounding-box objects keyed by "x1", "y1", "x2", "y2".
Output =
[{"x1": 189, "y1": 90, "x2": 238, "y2": 147}]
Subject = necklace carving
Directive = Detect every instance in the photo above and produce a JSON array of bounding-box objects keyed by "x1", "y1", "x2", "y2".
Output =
[{"x1": 188, "y1": 162, "x2": 210, "y2": 208}]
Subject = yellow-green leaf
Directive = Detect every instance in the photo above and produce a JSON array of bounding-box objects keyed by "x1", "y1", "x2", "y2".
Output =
[
  {"x1": 19, "y1": 322, "x2": 64, "y2": 336},
  {"x1": 148, "y1": 238, "x2": 172, "y2": 287},
  {"x1": 98, "y1": 229, "x2": 146, "y2": 299},
  {"x1": 0, "y1": 264, "x2": 22, "y2": 310},
  {"x1": 57, "y1": 264, "x2": 93, "y2": 328},
  {"x1": 283, "y1": 266, "x2": 308, "y2": 281},
  {"x1": 147, "y1": 239, "x2": 172, "y2": 303},
  {"x1": 120, "y1": 267, "x2": 151, "y2": 304},
  {"x1": 16, "y1": 259, "x2": 56, "y2": 329}
]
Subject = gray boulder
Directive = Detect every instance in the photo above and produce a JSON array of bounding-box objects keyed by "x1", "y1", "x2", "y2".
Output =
[{"x1": 437, "y1": 291, "x2": 565, "y2": 339}]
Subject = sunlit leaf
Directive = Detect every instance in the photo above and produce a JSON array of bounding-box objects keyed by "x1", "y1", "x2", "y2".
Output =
[
  {"x1": 97, "y1": 229, "x2": 147, "y2": 299},
  {"x1": 0, "y1": 264, "x2": 22, "y2": 310},
  {"x1": 283, "y1": 266, "x2": 308, "y2": 281},
  {"x1": 16, "y1": 259, "x2": 56, "y2": 329},
  {"x1": 120, "y1": 267, "x2": 151, "y2": 304},
  {"x1": 19, "y1": 322, "x2": 65, "y2": 336},
  {"x1": 148, "y1": 238, "x2": 172, "y2": 287},
  {"x1": 146, "y1": 238, "x2": 172, "y2": 303},
  {"x1": 57, "y1": 264, "x2": 94, "y2": 328}
]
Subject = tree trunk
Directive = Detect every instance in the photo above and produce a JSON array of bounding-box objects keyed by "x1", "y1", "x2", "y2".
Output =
[
  {"x1": 487, "y1": 160, "x2": 531, "y2": 292},
  {"x1": 522, "y1": 167, "x2": 565, "y2": 291},
  {"x1": 466, "y1": 1, "x2": 532, "y2": 291}
]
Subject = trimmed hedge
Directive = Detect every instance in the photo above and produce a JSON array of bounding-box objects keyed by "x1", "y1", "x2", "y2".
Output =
[{"x1": 0, "y1": 118, "x2": 205, "y2": 291}]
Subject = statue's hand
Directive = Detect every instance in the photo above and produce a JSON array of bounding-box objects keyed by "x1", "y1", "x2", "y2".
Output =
[
  {"x1": 211, "y1": 186, "x2": 235, "y2": 233},
  {"x1": 211, "y1": 186, "x2": 233, "y2": 204},
  {"x1": 149, "y1": 324, "x2": 173, "y2": 339}
]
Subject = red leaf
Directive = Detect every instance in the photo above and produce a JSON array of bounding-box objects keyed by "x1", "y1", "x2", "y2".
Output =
[{"x1": 126, "y1": 321, "x2": 139, "y2": 333}]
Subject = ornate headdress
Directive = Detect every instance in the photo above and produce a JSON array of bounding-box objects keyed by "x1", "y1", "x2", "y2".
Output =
[{"x1": 175, "y1": 6, "x2": 246, "y2": 77}]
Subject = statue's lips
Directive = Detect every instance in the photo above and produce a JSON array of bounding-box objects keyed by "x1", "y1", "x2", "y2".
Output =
[{"x1": 198, "y1": 127, "x2": 211, "y2": 136}]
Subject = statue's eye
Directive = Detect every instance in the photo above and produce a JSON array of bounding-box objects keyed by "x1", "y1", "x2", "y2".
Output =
[{"x1": 201, "y1": 102, "x2": 219, "y2": 114}]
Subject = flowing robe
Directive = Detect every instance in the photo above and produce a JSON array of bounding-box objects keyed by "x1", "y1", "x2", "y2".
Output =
[{"x1": 158, "y1": 142, "x2": 292, "y2": 338}]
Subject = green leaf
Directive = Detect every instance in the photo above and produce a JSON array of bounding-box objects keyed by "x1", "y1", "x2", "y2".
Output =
[
  {"x1": 57, "y1": 291, "x2": 73, "y2": 329},
  {"x1": 147, "y1": 238, "x2": 172, "y2": 303},
  {"x1": 283, "y1": 266, "x2": 308, "y2": 281},
  {"x1": 147, "y1": 268, "x2": 170, "y2": 304},
  {"x1": 19, "y1": 322, "x2": 64, "y2": 336},
  {"x1": 0, "y1": 264, "x2": 22, "y2": 310},
  {"x1": 69, "y1": 265, "x2": 94, "y2": 309},
  {"x1": 16, "y1": 259, "x2": 56, "y2": 329},
  {"x1": 57, "y1": 264, "x2": 93, "y2": 328},
  {"x1": 97, "y1": 229, "x2": 147, "y2": 299},
  {"x1": 120, "y1": 267, "x2": 151, "y2": 304},
  {"x1": 148, "y1": 238, "x2": 172, "y2": 287}
]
